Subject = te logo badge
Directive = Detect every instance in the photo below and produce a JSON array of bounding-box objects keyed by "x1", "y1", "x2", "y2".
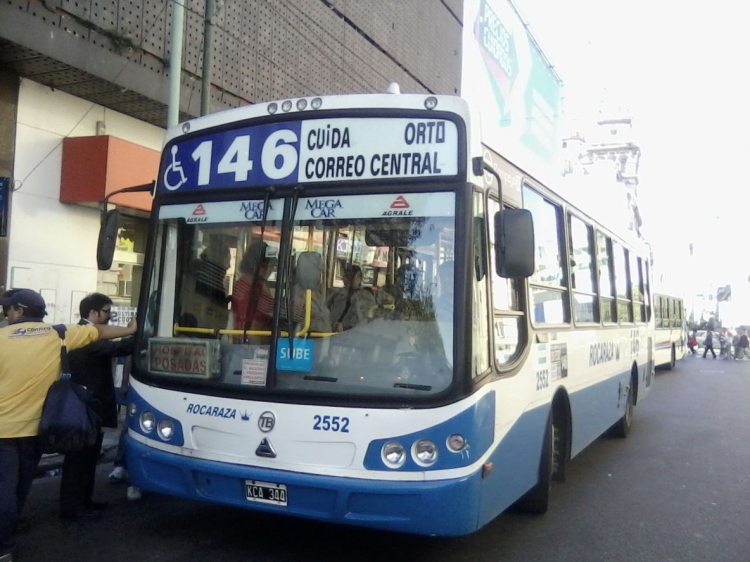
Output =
[{"x1": 258, "y1": 411, "x2": 276, "y2": 433}]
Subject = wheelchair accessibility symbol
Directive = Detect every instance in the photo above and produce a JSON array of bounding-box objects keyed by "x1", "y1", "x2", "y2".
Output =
[{"x1": 163, "y1": 145, "x2": 188, "y2": 191}]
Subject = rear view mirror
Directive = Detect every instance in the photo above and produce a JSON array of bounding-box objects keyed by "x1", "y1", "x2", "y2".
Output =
[
  {"x1": 494, "y1": 209, "x2": 534, "y2": 278},
  {"x1": 97, "y1": 209, "x2": 120, "y2": 270},
  {"x1": 296, "y1": 251, "x2": 322, "y2": 290}
]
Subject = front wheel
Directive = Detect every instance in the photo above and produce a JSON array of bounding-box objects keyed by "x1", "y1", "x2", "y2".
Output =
[
  {"x1": 668, "y1": 346, "x2": 676, "y2": 370},
  {"x1": 516, "y1": 413, "x2": 557, "y2": 514}
]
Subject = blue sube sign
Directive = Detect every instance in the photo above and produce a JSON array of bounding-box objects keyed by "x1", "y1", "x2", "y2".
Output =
[{"x1": 0, "y1": 177, "x2": 9, "y2": 237}]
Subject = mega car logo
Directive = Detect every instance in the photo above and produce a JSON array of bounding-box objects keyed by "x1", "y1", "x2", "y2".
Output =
[
  {"x1": 306, "y1": 199, "x2": 342, "y2": 218},
  {"x1": 241, "y1": 201, "x2": 272, "y2": 220}
]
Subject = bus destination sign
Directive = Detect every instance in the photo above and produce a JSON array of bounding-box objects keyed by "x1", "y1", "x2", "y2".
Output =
[
  {"x1": 157, "y1": 117, "x2": 460, "y2": 193},
  {"x1": 148, "y1": 338, "x2": 221, "y2": 379}
]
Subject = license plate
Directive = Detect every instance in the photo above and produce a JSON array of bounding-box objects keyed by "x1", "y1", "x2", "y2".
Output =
[{"x1": 244, "y1": 480, "x2": 288, "y2": 506}]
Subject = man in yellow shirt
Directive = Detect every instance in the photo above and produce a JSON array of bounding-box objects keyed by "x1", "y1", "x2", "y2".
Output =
[{"x1": 0, "y1": 289, "x2": 137, "y2": 562}]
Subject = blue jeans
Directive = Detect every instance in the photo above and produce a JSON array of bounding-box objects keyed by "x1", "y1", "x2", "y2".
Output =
[{"x1": 0, "y1": 436, "x2": 42, "y2": 556}]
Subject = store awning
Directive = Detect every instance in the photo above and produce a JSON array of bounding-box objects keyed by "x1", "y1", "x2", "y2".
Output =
[{"x1": 60, "y1": 136, "x2": 159, "y2": 212}]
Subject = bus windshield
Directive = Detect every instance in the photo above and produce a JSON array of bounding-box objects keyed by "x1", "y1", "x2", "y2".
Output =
[{"x1": 139, "y1": 191, "x2": 456, "y2": 398}]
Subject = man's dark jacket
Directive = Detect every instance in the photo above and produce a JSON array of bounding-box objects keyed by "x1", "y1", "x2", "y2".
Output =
[{"x1": 69, "y1": 320, "x2": 134, "y2": 428}]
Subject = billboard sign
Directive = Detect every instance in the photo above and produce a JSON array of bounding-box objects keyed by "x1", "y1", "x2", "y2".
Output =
[{"x1": 462, "y1": 0, "x2": 563, "y2": 182}]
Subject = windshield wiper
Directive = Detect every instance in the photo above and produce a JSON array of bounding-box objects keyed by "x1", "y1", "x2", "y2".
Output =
[
  {"x1": 303, "y1": 375, "x2": 338, "y2": 383},
  {"x1": 241, "y1": 186, "x2": 275, "y2": 343},
  {"x1": 283, "y1": 185, "x2": 304, "y2": 354},
  {"x1": 393, "y1": 383, "x2": 432, "y2": 391}
]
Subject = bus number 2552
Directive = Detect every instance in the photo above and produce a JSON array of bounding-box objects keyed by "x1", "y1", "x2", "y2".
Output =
[
  {"x1": 536, "y1": 369, "x2": 550, "y2": 391},
  {"x1": 313, "y1": 415, "x2": 350, "y2": 432}
]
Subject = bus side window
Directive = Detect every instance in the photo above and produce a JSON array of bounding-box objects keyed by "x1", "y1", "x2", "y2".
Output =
[
  {"x1": 612, "y1": 242, "x2": 632, "y2": 323},
  {"x1": 472, "y1": 191, "x2": 490, "y2": 377},
  {"x1": 596, "y1": 232, "x2": 616, "y2": 323},
  {"x1": 523, "y1": 185, "x2": 568, "y2": 324},
  {"x1": 568, "y1": 214, "x2": 598, "y2": 323},
  {"x1": 654, "y1": 295, "x2": 661, "y2": 326},
  {"x1": 631, "y1": 254, "x2": 645, "y2": 323},
  {"x1": 488, "y1": 197, "x2": 524, "y2": 367}
]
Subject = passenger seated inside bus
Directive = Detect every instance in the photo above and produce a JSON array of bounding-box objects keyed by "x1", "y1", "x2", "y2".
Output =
[
  {"x1": 231, "y1": 241, "x2": 277, "y2": 333},
  {"x1": 327, "y1": 264, "x2": 376, "y2": 332}
]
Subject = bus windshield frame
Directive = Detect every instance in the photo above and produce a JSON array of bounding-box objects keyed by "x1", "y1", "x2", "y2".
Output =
[{"x1": 134, "y1": 185, "x2": 463, "y2": 403}]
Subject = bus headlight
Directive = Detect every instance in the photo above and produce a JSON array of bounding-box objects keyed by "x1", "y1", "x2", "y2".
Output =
[
  {"x1": 128, "y1": 402, "x2": 138, "y2": 417},
  {"x1": 412, "y1": 439, "x2": 438, "y2": 466},
  {"x1": 139, "y1": 411, "x2": 156, "y2": 433},
  {"x1": 381, "y1": 441, "x2": 406, "y2": 468},
  {"x1": 447, "y1": 434, "x2": 467, "y2": 452},
  {"x1": 157, "y1": 418, "x2": 175, "y2": 441}
]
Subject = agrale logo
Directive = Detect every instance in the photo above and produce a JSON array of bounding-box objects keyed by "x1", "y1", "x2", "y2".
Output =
[
  {"x1": 383, "y1": 196, "x2": 413, "y2": 216},
  {"x1": 186, "y1": 204, "x2": 208, "y2": 223}
]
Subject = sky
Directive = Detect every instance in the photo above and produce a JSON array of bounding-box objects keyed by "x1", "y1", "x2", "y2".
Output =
[{"x1": 517, "y1": 0, "x2": 750, "y2": 289}]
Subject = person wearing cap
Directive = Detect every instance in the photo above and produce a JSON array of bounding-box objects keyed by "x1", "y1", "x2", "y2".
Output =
[
  {"x1": 59, "y1": 293, "x2": 135, "y2": 521},
  {"x1": 0, "y1": 289, "x2": 137, "y2": 561}
]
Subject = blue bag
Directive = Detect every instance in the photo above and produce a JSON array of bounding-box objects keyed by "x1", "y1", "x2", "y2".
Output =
[{"x1": 38, "y1": 325, "x2": 101, "y2": 454}]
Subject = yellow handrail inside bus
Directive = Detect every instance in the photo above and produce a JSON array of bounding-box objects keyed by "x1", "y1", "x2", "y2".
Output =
[{"x1": 172, "y1": 290, "x2": 341, "y2": 338}]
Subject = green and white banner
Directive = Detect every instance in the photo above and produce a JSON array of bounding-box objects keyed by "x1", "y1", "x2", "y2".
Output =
[{"x1": 462, "y1": 0, "x2": 563, "y2": 181}]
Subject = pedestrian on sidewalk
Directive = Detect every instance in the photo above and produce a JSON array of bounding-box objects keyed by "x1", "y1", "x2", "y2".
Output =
[
  {"x1": 0, "y1": 290, "x2": 136, "y2": 561},
  {"x1": 59, "y1": 293, "x2": 135, "y2": 521}
]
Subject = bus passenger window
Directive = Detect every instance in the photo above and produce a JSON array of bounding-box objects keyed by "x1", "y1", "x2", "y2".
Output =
[
  {"x1": 597, "y1": 232, "x2": 616, "y2": 323},
  {"x1": 488, "y1": 198, "x2": 524, "y2": 367},
  {"x1": 569, "y1": 215, "x2": 598, "y2": 323},
  {"x1": 523, "y1": 186, "x2": 568, "y2": 324},
  {"x1": 472, "y1": 192, "x2": 490, "y2": 377}
]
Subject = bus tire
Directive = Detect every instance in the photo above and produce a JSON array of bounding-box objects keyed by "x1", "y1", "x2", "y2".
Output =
[
  {"x1": 666, "y1": 345, "x2": 676, "y2": 370},
  {"x1": 609, "y1": 375, "x2": 635, "y2": 438},
  {"x1": 516, "y1": 412, "x2": 555, "y2": 514}
]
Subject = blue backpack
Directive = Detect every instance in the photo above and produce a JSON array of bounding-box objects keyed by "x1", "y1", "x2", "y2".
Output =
[{"x1": 38, "y1": 325, "x2": 101, "y2": 454}]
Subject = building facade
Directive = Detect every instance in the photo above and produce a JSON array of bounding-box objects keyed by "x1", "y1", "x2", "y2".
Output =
[{"x1": 0, "y1": 0, "x2": 463, "y2": 322}]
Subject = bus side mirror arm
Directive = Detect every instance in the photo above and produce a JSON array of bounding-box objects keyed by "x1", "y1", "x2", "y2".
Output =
[
  {"x1": 97, "y1": 182, "x2": 155, "y2": 271},
  {"x1": 481, "y1": 162, "x2": 535, "y2": 279}
]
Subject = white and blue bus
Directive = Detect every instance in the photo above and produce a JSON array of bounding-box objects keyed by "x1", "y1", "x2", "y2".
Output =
[
  {"x1": 99, "y1": 92, "x2": 654, "y2": 536},
  {"x1": 653, "y1": 293, "x2": 687, "y2": 369}
]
